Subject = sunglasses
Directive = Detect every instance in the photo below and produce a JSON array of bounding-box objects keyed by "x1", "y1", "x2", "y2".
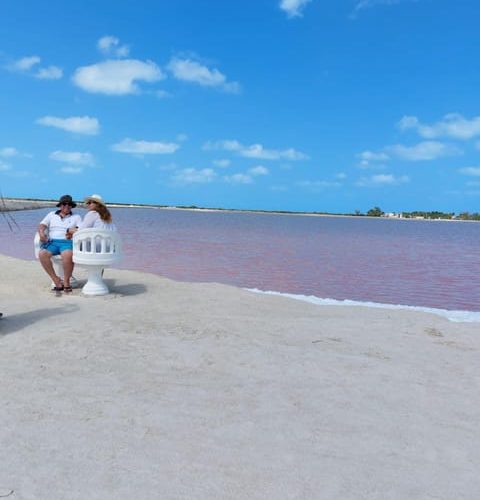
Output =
[
  {"x1": 86, "y1": 201, "x2": 96, "y2": 205},
  {"x1": 61, "y1": 202, "x2": 73, "y2": 207}
]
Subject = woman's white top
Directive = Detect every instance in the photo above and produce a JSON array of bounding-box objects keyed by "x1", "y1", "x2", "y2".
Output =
[{"x1": 78, "y1": 210, "x2": 116, "y2": 231}]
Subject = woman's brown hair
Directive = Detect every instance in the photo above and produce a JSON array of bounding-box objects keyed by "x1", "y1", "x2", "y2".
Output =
[{"x1": 93, "y1": 202, "x2": 112, "y2": 223}]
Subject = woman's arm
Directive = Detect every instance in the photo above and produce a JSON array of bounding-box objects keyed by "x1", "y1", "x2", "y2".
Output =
[{"x1": 78, "y1": 210, "x2": 100, "y2": 230}]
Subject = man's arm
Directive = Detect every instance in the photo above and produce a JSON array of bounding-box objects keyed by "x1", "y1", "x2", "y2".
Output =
[{"x1": 38, "y1": 223, "x2": 49, "y2": 242}]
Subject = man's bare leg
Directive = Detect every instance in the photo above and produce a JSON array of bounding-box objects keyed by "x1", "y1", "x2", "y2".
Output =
[
  {"x1": 39, "y1": 250, "x2": 63, "y2": 288},
  {"x1": 61, "y1": 250, "x2": 74, "y2": 289}
]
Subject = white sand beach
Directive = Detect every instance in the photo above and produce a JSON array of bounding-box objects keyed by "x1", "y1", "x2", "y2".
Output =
[{"x1": 1, "y1": 253, "x2": 479, "y2": 499}]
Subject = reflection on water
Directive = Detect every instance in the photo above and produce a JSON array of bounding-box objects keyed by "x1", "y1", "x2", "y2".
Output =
[{"x1": 2, "y1": 207, "x2": 480, "y2": 311}]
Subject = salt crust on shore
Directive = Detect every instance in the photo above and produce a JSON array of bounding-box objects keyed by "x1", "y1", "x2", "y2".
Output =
[
  {"x1": 1, "y1": 199, "x2": 57, "y2": 211},
  {"x1": 1, "y1": 253, "x2": 479, "y2": 500}
]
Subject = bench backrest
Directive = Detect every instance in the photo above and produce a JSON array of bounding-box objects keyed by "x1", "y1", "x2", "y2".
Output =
[{"x1": 72, "y1": 228, "x2": 122, "y2": 266}]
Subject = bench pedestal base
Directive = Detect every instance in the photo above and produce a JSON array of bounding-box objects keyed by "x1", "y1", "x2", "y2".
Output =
[{"x1": 81, "y1": 265, "x2": 108, "y2": 296}]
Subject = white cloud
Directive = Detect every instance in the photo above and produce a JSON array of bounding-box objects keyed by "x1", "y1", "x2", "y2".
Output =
[
  {"x1": 60, "y1": 166, "x2": 83, "y2": 175},
  {"x1": 155, "y1": 89, "x2": 171, "y2": 99},
  {"x1": 336, "y1": 172, "x2": 347, "y2": 179},
  {"x1": 49, "y1": 150, "x2": 95, "y2": 166},
  {"x1": 397, "y1": 115, "x2": 419, "y2": 130},
  {"x1": 4, "y1": 169, "x2": 31, "y2": 178},
  {"x1": 158, "y1": 162, "x2": 178, "y2": 172},
  {"x1": 36, "y1": 115, "x2": 99, "y2": 135},
  {"x1": 0, "y1": 161, "x2": 11, "y2": 171},
  {"x1": 358, "y1": 161, "x2": 386, "y2": 170},
  {"x1": 204, "y1": 139, "x2": 241, "y2": 151},
  {"x1": 112, "y1": 138, "x2": 179, "y2": 155},
  {"x1": 398, "y1": 113, "x2": 480, "y2": 140},
  {"x1": 224, "y1": 173, "x2": 253, "y2": 184},
  {"x1": 459, "y1": 167, "x2": 480, "y2": 177},
  {"x1": 9, "y1": 56, "x2": 63, "y2": 80},
  {"x1": 270, "y1": 185, "x2": 288, "y2": 192},
  {"x1": 0, "y1": 147, "x2": 19, "y2": 158},
  {"x1": 172, "y1": 168, "x2": 216, "y2": 184},
  {"x1": 248, "y1": 165, "x2": 269, "y2": 176},
  {"x1": 465, "y1": 189, "x2": 480, "y2": 197},
  {"x1": 353, "y1": 0, "x2": 406, "y2": 14},
  {"x1": 357, "y1": 150, "x2": 390, "y2": 168},
  {"x1": 11, "y1": 56, "x2": 41, "y2": 71},
  {"x1": 97, "y1": 35, "x2": 130, "y2": 57},
  {"x1": 242, "y1": 144, "x2": 307, "y2": 160},
  {"x1": 167, "y1": 58, "x2": 240, "y2": 93},
  {"x1": 35, "y1": 65, "x2": 63, "y2": 80},
  {"x1": 0, "y1": 147, "x2": 31, "y2": 159},
  {"x1": 221, "y1": 166, "x2": 268, "y2": 184},
  {"x1": 213, "y1": 159, "x2": 231, "y2": 168},
  {"x1": 279, "y1": 0, "x2": 312, "y2": 18},
  {"x1": 297, "y1": 180, "x2": 342, "y2": 189},
  {"x1": 72, "y1": 59, "x2": 164, "y2": 95},
  {"x1": 204, "y1": 139, "x2": 308, "y2": 161},
  {"x1": 386, "y1": 141, "x2": 460, "y2": 161},
  {"x1": 357, "y1": 174, "x2": 410, "y2": 186},
  {"x1": 357, "y1": 150, "x2": 389, "y2": 162}
]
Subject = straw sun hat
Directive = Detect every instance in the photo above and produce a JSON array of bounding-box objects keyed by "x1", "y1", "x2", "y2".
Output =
[{"x1": 84, "y1": 194, "x2": 107, "y2": 208}]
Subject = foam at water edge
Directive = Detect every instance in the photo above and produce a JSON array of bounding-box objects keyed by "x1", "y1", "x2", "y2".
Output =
[{"x1": 246, "y1": 289, "x2": 480, "y2": 323}]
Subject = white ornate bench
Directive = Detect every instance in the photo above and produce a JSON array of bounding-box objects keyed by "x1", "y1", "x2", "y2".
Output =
[{"x1": 72, "y1": 228, "x2": 122, "y2": 295}]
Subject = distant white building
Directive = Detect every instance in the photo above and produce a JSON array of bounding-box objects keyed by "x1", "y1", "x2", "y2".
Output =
[{"x1": 383, "y1": 212, "x2": 403, "y2": 218}]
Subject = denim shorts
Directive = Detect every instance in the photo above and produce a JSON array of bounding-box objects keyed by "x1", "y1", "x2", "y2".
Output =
[{"x1": 40, "y1": 239, "x2": 73, "y2": 255}]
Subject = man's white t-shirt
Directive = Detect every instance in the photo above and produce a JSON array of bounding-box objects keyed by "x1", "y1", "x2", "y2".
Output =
[{"x1": 40, "y1": 211, "x2": 82, "y2": 239}]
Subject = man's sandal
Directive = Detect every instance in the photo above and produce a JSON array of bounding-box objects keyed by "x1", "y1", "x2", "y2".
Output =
[{"x1": 63, "y1": 286, "x2": 73, "y2": 293}]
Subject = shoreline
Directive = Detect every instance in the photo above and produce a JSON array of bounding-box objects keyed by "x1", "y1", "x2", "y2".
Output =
[
  {"x1": 1, "y1": 197, "x2": 355, "y2": 217},
  {"x1": 1, "y1": 198, "x2": 57, "y2": 211},
  {"x1": 249, "y1": 288, "x2": 480, "y2": 322},
  {"x1": 1, "y1": 252, "x2": 479, "y2": 498},
  {"x1": 3, "y1": 247, "x2": 478, "y2": 320},
  {"x1": 2, "y1": 197, "x2": 474, "y2": 222}
]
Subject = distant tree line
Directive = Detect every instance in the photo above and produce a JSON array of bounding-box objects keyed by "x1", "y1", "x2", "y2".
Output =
[
  {"x1": 456, "y1": 212, "x2": 480, "y2": 221},
  {"x1": 402, "y1": 211, "x2": 455, "y2": 219},
  {"x1": 352, "y1": 207, "x2": 480, "y2": 220},
  {"x1": 366, "y1": 206, "x2": 384, "y2": 217}
]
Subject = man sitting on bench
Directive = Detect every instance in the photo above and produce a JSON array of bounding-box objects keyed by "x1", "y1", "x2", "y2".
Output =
[{"x1": 38, "y1": 194, "x2": 82, "y2": 293}]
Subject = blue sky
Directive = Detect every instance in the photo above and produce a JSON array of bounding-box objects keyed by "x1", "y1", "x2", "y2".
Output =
[{"x1": 1, "y1": 0, "x2": 479, "y2": 213}]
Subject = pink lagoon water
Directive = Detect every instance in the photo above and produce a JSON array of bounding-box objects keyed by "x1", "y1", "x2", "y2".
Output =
[{"x1": 2, "y1": 207, "x2": 479, "y2": 313}]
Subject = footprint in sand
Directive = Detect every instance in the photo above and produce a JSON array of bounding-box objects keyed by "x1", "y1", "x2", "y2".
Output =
[{"x1": 425, "y1": 327, "x2": 444, "y2": 337}]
